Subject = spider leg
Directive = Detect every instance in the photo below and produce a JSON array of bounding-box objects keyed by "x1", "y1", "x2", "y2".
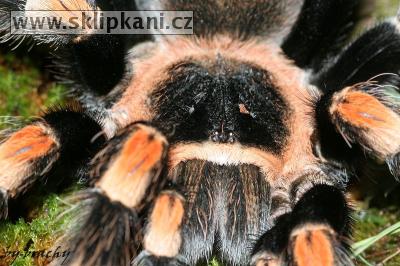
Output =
[
  {"x1": 314, "y1": 19, "x2": 400, "y2": 91},
  {"x1": 315, "y1": 18, "x2": 400, "y2": 180},
  {"x1": 322, "y1": 86, "x2": 400, "y2": 158},
  {"x1": 55, "y1": 123, "x2": 185, "y2": 266},
  {"x1": 133, "y1": 190, "x2": 185, "y2": 266},
  {"x1": 0, "y1": 106, "x2": 104, "y2": 219},
  {"x1": 0, "y1": 0, "x2": 143, "y2": 96},
  {"x1": 282, "y1": 0, "x2": 365, "y2": 70},
  {"x1": 252, "y1": 184, "x2": 351, "y2": 266}
]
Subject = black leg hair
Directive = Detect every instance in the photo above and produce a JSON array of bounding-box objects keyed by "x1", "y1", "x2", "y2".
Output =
[
  {"x1": 52, "y1": 123, "x2": 186, "y2": 266},
  {"x1": 282, "y1": 0, "x2": 365, "y2": 71},
  {"x1": 0, "y1": 0, "x2": 148, "y2": 98},
  {"x1": 64, "y1": 0, "x2": 149, "y2": 97},
  {"x1": 62, "y1": 0, "x2": 150, "y2": 98},
  {"x1": 251, "y1": 213, "x2": 291, "y2": 265},
  {"x1": 56, "y1": 192, "x2": 139, "y2": 266},
  {"x1": 314, "y1": 20, "x2": 400, "y2": 92},
  {"x1": 0, "y1": 105, "x2": 105, "y2": 219},
  {"x1": 252, "y1": 185, "x2": 351, "y2": 266},
  {"x1": 68, "y1": 34, "x2": 130, "y2": 96},
  {"x1": 290, "y1": 185, "x2": 350, "y2": 235},
  {"x1": 284, "y1": 185, "x2": 351, "y2": 266},
  {"x1": 314, "y1": 18, "x2": 400, "y2": 179}
]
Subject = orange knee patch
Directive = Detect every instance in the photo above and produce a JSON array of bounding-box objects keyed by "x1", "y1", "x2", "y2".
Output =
[
  {"x1": 144, "y1": 192, "x2": 184, "y2": 258},
  {"x1": 0, "y1": 124, "x2": 57, "y2": 196},
  {"x1": 332, "y1": 90, "x2": 397, "y2": 128},
  {"x1": 292, "y1": 226, "x2": 334, "y2": 266},
  {"x1": 331, "y1": 88, "x2": 400, "y2": 157},
  {"x1": 96, "y1": 125, "x2": 168, "y2": 208},
  {"x1": 0, "y1": 125, "x2": 56, "y2": 162}
]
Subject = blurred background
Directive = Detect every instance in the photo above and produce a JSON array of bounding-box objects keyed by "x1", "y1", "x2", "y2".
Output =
[{"x1": 0, "y1": 1, "x2": 400, "y2": 265}]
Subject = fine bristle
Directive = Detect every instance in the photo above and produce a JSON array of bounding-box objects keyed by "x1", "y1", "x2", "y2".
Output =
[
  {"x1": 51, "y1": 190, "x2": 139, "y2": 266},
  {"x1": 387, "y1": 153, "x2": 400, "y2": 181}
]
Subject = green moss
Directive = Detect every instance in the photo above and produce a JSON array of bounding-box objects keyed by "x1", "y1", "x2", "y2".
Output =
[
  {"x1": 0, "y1": 53, "x2": 66, "y2": 120},
  {"x1": 354, "y1": 208, "x2": 400, "y2": 266},
  {"x1": 43, "y1": 85, "x2": 66, "y2": 108},
  {"x1": 375, "y1": 0, "x2": 399, "y2": 20},
  {"x1": 0, "y1": 51, "x2": 68, "y2": 265},
  {"x1": 11, "y1": 257, "x2": 34, "y2": 266},
  {"x1": 0, "y1": 194, "x2": 70, "y2": 266},
  {"x1": 208, "y1": 258, "x2": 222, "y2": 266}
]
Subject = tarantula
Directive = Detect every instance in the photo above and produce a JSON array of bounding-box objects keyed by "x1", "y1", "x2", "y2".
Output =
[{"x1": 0, "y1": 0, "x2": 399, "y2": 265}]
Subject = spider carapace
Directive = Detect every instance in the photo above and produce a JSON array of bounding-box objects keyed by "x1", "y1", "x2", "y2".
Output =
[{"x1": 0, "y1": 0, "x2": 399, "y2": 265}]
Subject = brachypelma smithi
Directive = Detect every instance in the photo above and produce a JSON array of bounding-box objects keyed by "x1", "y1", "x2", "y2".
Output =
[{"x1": 0, "y1": 0, "x2": 399, "y2": 265}]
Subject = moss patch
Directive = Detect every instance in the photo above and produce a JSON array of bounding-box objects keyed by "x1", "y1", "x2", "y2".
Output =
[
  {"x1": 354, "y1": 208, "x2": 400, "y2": 266},
  {"x1": 0, "y1": 52, "x2": 65, "y2": 121},
  {"x1": 0, "y1": 194, "x2": 70, "y2": 266},
  {"x1": 0, "y1": 50, "x2": 68, "y2": 265}
]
